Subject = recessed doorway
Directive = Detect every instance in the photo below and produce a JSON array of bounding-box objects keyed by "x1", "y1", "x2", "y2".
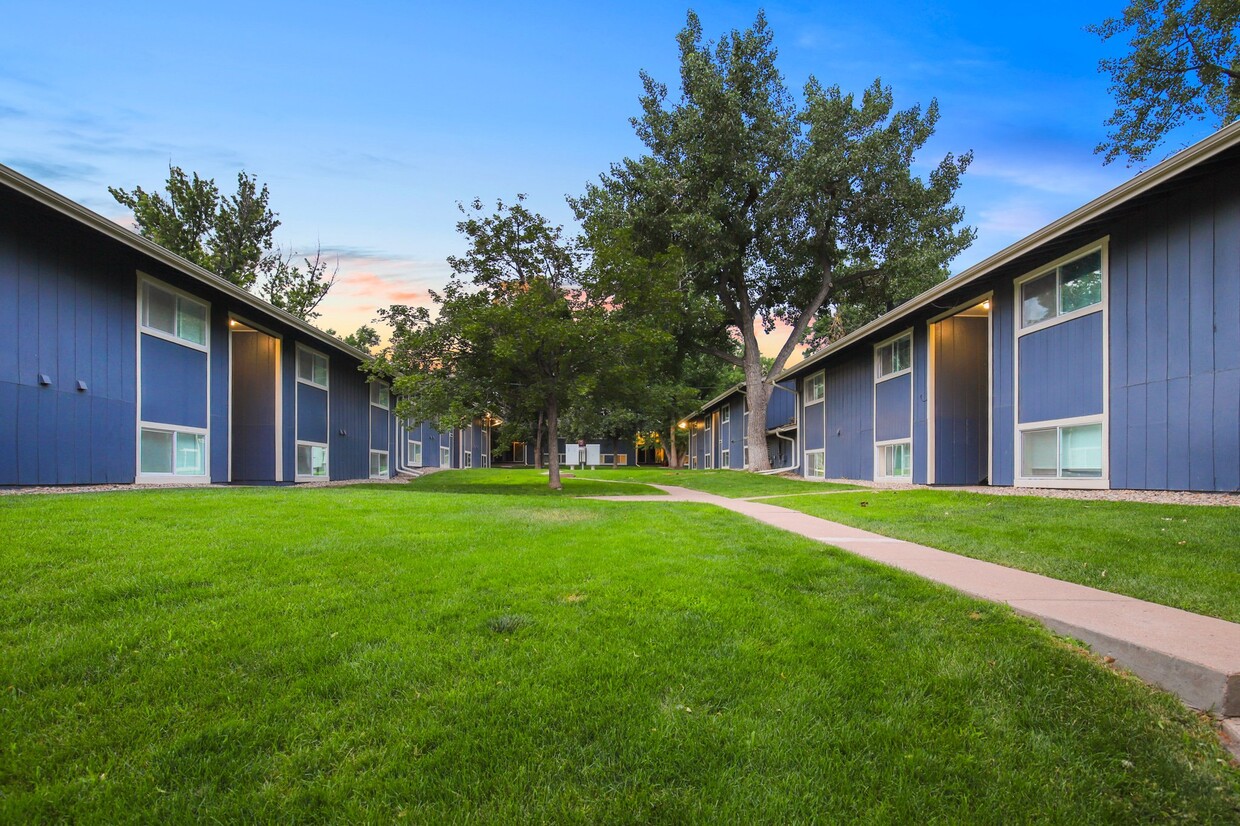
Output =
[
  {"x1": 928, "y1": 298, "x2": 991, "y2": 485},
  {"x1": 229, "y1": 318, "x2": 282, "y2": 482}
]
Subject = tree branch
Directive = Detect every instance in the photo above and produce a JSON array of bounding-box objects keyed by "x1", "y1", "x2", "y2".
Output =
[{"x1": 695, "y1": 343, "x2": 745, "y2": 367}]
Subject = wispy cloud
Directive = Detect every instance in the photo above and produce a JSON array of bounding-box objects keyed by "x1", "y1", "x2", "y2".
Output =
[{"x1": 6, "y1": 157, "x2": 100, "y2": 182}]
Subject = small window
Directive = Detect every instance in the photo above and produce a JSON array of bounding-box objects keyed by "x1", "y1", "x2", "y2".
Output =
[
  {"x1": 616, "y1": 453, "x2": 628, "y2": 466},
  {"x1": 721, "y1": 406, "x2": 730, "y2": 424},
  {"x1": 409, "y1": 440, "x2": 423, "y2": 466},
  {"x1": 1021, "y1": 250, "x2": 1102, "y2": 328},
  {"x1": 721, "y1": 449, "x2": 730, "y2": 467},
  {"x1": 806, "y1": 450, "x2": 825, "y2": 478},
  {"x1": 805, "y1": 372, "x2": 825, "y2": 404},
  {"x1": 743, "y1": 446, "x2": 750, "y2": 468},
  {"x1": 296, "y1": 444, "x2": 328, "y2": 478},
  {"x1": 879, "y1": 443, "x2": 911, "y2": 478},
  {"x1": 1021, "y1": 423, "x2": 1102, "y2": 479},
  {"x1": 297, "y1": 348, "x2": 329, "y2": 388},
  {"x1": 876, "y1": 335, "x2": 912, "y2": 379},
  {"x1": 370, "y1": 450, "x2": 389, "y2": 478},
  {"x1": 142, "y1": 282, "x2": 207, "y2": 347},
  {"x1": 440, "y1": 445, "x2": 451, "y2": 467},
  {"x1": 370, "y1": 382, "x2": 390, "y2": 409},
  {"x1": 141, "y1": 428, "x2": 205, "y2": 476},
  {"x1": 463, "y1": 450, "x2": 473, "y2": 469}
]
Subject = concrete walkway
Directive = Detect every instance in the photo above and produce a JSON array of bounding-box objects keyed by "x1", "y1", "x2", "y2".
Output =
[{"x1": 585, "y1": 484, "x2": 1240, "y2": 720}]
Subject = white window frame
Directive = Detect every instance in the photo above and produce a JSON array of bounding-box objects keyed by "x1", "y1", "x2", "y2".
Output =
[
  {"x1": 615, "y1": 453, "x2": 628, "y2": 466},
  {"x1": 1013, "y1": 240, "x2": 1109, "y2": 489},
  {"x1": 1016, "y1": 245, "x2": 1106, "y2": 334},
  {"x1": 370, "y1": 449, "x2": 389, "y2": 479},
  {"x1": 295, "y1": 344, "x2": 330, "y2": 390},
  {"x1": 874, "y1": 331, "x2": 913, "y2": 382},
  {"x1": 293, "y1": 343, "x2": 331, "y2": 482},
  {"x1": 720, "y1": 405, "x2": 730, "y2": 424},
  {"x1": 409, "y1": 438, "x2": 423, "y2": 467},
  {"x1": 135, "y1": 273, "x2": 212, "y2": 484},
  {"x1": 369, "y1": 381, "x2": 390, "y2": 410},
  {"x1": 137, "y1": 423, "x2": 210, "y2": 481},
  {"x1": 805, "y1": 448, "x2": 825, "y2": 479},
  {"x1": 138, "y1": 274, "x2": 209, "y2": 352},
  {"x1": 875, "y1": 440, "x2": 913, "y2": 481},
  {"x1": 804, "y1": 371, "x2": 825, "y2": 405},
  {"x1": 872, "y1": 328, "x2": 915, "y2": 482},
  {"x1": 440, "y1": 443, "x2": 451, "y2": 468},
  {"x1": 720, "y1": 448, "x2": 730, "y2": 468},
  {"x1": 743, "y1": 446, "x2": 750, "y2": 468},
  {"x1": 295, "y1": 441, "x2": 329, "y2": 481}
]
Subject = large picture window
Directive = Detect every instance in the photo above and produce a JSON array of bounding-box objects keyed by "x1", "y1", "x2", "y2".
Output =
[
  {"x1": 1020, "y1": 250, "x2": 1102, "y2": 329},
  {"x1": 370, "y1": 450, "x2": 389, "y2": 478},
  {"x1": 142, "y1": 281, "x2": 208, "y2": 347}
]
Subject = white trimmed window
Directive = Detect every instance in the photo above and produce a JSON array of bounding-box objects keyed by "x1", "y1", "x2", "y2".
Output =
[
  {"x1": 409, "y1": 439, "x2": 423, "y2": 466},
  {"x1": 743, "y1": 446, "x2": 750, "y2": 468},
  {"x1": 806, "y1": 449, "x2": 825, "y2": 478},
  {"x1": 616, "y1": 453, "x2": 628, "y2": 466},
  {"x1": 877, "y1": 442, "x2": 912, "y2": 479},
  {"x1": 805, "y1": 372, "x2": 825, "y2": 404},
  {"x1": 720, "y1": 449, "x2": 730, "y2": 467},
  {"x1": 296, "y1": 443, "x2": 328, "y2": 479},
  {"x1": 1020, "y1": 421, "x2": 1103, "y2": 479},
  {"x1": 876, "y1": 334, "x2": 912, "y2": 379},
  {"x1": 1020, "y1": 249, "x2": 1103, "y2": 330},
  {"x1": 370, "y1": 382, "x2": 390, "y2": 409},
  {"x1": 370, "y1": 450, "x2": 389, "y2": 478},
  {"x1": 296, "y1": 347, "x2": 329, "y2": 388},
  {"x1": 463, "y1": 449, "x2": 473, "y2": 469},
  {"x1": 440, "y1": 444, "x2": 451, "y2": 467},
  {"x1": 140, "y1": 427, "x2": 206, "y2": 476},
  {"x1": 721, "y1": 406, "x2": 730, "y2": 424},
  {"x1": 141, "y1": 280, "x2": 208, "y2": 348}
]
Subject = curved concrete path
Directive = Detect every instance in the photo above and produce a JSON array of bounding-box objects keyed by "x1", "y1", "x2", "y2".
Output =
[{"x1": 586, "y1": 484, "x2": 1240, "y2": 722}]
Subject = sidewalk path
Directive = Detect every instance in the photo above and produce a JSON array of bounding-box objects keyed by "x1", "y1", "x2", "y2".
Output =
[{"x1": 584, "y1": 484, "x2": 1240, "y2": 719}]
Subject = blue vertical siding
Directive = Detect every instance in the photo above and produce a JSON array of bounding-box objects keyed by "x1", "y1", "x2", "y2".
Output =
[
  {"x1": 328, "y1": 356, "x2": 370, "y2": 480},
  {"x1": 823, "y1": 350, "x2": 874, "y2": 480},
  {"x1": 0, "y1": 201, "x2": 137, "y2": 485},
  {"x1": 802, "y1": 373, "x2": 826, "y2": 453},
  {"x1": 297, "y1": 385, "x2": 329, "y2": 444},
  {"x1": 140, "y1": 335, "x2": 209, "y2": 428},
  {"x1": 370, "y1": 406, "x2": 389, "y2": 451},
  {"x1": 1016, "y1": 312, "x2": 1104, "y2": 423},
  {"x1": 874, "y1": 373, "x2": 912, "y2": 442},
  {"x1": 1108, "y1": 164, "x2": 1240, "y2": 491},
  {"x1": 991, "y1": 281, "x2": 1016, "y2": 485}
]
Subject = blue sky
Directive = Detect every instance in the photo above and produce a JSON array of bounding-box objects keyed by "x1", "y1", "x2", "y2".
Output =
[{"x1": 0, "y1": 1, "x2": 1216, "y2": 340}]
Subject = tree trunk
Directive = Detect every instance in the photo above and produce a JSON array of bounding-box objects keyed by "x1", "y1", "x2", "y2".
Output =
[
  {"x1": 546, "y1": 395, "x2": 562, "y2": 490},
  {"x1": 668, "y1": 422, "x2": 680, "y2": 468},
  {"x1": 534, "y1": 411, "x2": 544, "y2": 469},
  {"x1": 741, "y1": 340, "x2": 775, "y2": 471}
]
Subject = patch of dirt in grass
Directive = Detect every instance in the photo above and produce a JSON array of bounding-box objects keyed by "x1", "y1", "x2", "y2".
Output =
[{"x1": 562, "y1": 592, "x2": 587, "y2": 604}]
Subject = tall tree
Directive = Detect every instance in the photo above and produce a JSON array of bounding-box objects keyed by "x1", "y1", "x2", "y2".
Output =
[
  {"x1": 1091, "y1": 0, "x2": 1240, "y2": 165},
  {"x1": 112, "y1": 164, "x2": 339, "y2": 319},
  {"x1": 259, "y1": 247, "x2": 338, "y2": 321},
  {"x1": 375, "y1": 196, "x2": 657, "y2": 490},
  {"x1": 582, "y1": 11, "x2": 973, "y2": 471},
  {"x1": 110, "y1": 164, "x2": 280, "y2": 290}
]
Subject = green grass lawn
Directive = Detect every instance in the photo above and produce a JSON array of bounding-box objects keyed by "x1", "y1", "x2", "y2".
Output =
[
  {"x1": 404, "y1": 467, "x2": 665, "y2": 496},
  {"x1": 764, "y1": 489, "x2": 1240, "y2": 624},
  {"x1": 1, "y1": 485, "x2": 1237, "y2": 822},
  {"x1": 570, "y1": 466, "x2": 858, "y2": 498}
]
